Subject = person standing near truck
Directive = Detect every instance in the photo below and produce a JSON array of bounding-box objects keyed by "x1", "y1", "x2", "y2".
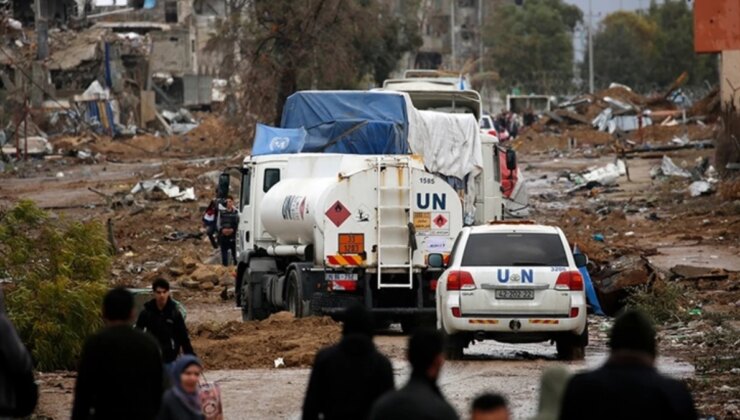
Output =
[
  {"x1": 217, "y1": 196, "x2": 239, "y2": 267},
  {"x1": 202, "y1": 199, "x2": 219, "y2": 249}
]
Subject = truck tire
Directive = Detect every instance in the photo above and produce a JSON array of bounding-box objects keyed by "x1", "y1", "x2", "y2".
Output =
[
  {"x1": 444, "y1": 332, "x2": 465, "y2": 360},
  {"x1": 241, "y1": 271, "x2": 270, "y2": 322},
  {"x1": 440, "y1": 318, "x2": 466, "y2": 360},
  {"x1": 287, "y1": 269, "x2": 311, "y2": 318},
  {"x1": 556, "y1": 324, "x2": 588, "y2": 361}
]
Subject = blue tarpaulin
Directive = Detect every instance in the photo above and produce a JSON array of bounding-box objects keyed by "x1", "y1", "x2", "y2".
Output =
[
  {"x1": 279, "y1": 91, "x2": 410, "y2": 155},
  {"x1": 573, "y1": 245, "x2": 605, "y2": 316},
  {"x1": 252, "y1": 124, "x2": 306, "y2": 156}
]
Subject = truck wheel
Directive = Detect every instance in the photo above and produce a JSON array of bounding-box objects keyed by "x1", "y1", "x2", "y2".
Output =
[
  {"x1": 241, "y1": 271, "x2": 270, "y2": 321},
  {"x1": 556, "y1": 325, "x2": 587, "y2": 361},
  {"x1": 287, "y1": 269, "x2": 311, "y2": 318}
]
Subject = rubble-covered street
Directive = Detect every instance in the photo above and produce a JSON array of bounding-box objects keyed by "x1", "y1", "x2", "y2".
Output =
[
  {"x1": 2, "y1": 1, "x2": 739, "y2": 420},
  {"x1": 2, "y1": 116, "x2": 736, "y2": 418}
]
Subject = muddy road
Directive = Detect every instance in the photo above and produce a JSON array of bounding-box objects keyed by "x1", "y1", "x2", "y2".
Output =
[
  {"x1": 37, "y1": 312, "x2": 694, "y2": 420},
  {"x1": 205, "y1": 334, "x2": 693, "y2": 419}
]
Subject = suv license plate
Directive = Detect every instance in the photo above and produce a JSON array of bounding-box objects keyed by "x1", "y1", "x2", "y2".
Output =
[{"x1": 495, "y1": 289, "x2": 535, "y2": 300}]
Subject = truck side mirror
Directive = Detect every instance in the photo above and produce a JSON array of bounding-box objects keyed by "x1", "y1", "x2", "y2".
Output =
[
  {"x1": 217, "y1": 172, "x2": 231, "y2": 200},
  {"x1": 428, "y1": 253, "x2": 445, "y2": 268},
  {"x1": 506, "y1": 149, "x2": 517, "y2": 171},
  {"x1": 573, "y1": 253, "x2": 588, "y2": 268}
]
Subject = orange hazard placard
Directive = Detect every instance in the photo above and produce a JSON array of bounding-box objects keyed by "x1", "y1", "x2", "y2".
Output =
[{"x1": 338, "y1": 234, "x2": 364, "y2": 254}]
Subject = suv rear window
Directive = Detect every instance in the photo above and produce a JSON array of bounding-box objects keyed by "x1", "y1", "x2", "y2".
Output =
[{"x1": 461, "y1": 233, "x2": 569, "y2": 267}]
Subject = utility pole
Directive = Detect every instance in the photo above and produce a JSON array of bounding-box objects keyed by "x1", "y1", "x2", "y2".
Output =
[
  {"x1": 450, "y1": 0, "x2": 456, "y2": 70},
  {"x1": 588, "y1": 0, "x2": 594, "y2": 93},
  {"x1": 478, "y1": 0, "x2": 483, "y2": 74},
  {"x1": 34, "y1": 0, "x2": 49, "y2": 60}
]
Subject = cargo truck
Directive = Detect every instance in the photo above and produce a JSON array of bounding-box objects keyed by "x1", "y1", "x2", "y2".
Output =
[{"x1": 224, "y1": 91, "x2": 518, "y2": 331}]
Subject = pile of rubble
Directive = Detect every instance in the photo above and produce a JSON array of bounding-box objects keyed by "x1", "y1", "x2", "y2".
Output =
[
  {"x1": 515, "y1": 82, "x2": 719, "y2": 155},
  {"x1": 0, "y1": 1, "x2": 234, "y2": 163}
]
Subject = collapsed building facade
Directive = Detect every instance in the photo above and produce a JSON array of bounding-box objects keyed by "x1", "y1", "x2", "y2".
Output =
[{"x1": 0, "y1": 0, "x2": 228, "y2": 141}]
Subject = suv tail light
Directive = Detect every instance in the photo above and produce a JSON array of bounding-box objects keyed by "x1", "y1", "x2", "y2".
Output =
[
  {"x1": 555, "y1": 271, "x2": 584, "y2": 291},
  {"x1": 446, "y1": 271, "x2": 476, "y2": 291}
]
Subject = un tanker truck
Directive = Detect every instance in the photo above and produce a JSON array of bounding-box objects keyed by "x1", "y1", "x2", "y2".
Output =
[{"x1": 223, "y1": 91, "x2": 518, "y2": 331}]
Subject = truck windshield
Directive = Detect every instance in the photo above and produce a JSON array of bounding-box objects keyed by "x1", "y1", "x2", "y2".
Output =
[{"x1": 461, "y1": 233, "x2": 569, "y2": 267}]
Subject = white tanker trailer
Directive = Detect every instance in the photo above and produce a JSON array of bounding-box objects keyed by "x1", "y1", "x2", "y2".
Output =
[{"x1": 224, "y1": 91, "x2": 518, "y2": 330}]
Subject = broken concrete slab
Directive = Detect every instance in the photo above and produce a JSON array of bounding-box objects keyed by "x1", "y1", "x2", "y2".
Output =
[
  {"x1": 1, "y1": 136, "x2": 53, "y2": 156},
  {"x1": 670, "y1": 265, "x2": 729, "y2": 281}
]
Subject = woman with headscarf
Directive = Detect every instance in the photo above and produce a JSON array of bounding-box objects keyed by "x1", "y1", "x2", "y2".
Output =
[{"x1": 158, "y1": 355, "x2": 205, "y2": 420}]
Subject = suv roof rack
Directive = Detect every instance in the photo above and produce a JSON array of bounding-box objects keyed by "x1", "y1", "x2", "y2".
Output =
[{"x1": 487, "y1": 219, "x2": 537, "y2": 225}]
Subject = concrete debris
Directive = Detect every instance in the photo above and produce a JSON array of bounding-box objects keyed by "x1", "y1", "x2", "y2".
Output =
[
  {"x1": 1, "y1": 136, "x2": 53, "y2": 156},
  {"x1": 581, "y1": 160, "x2": 627, "y2": 186},
  {"x1": 131, "y1": 179, "x2": 196, "y2": 202}
]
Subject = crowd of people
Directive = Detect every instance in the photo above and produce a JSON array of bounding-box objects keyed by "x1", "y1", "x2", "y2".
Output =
[{"x1": 0, "y1": 284, "x2": 698, "y2": 420}]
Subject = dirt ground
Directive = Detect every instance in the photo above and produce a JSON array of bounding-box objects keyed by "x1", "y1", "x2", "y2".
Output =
[
  {"x1": 2, "y1": 121, "x2": 737, "y2": 419},
  {"x1": 34, "y1": 308, "x2": 696, "y2": 420}
]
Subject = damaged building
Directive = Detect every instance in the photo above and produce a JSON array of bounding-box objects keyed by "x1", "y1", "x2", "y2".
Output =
[{"x1": 0, "y1": 0, "x2": 229, "y2": 139}]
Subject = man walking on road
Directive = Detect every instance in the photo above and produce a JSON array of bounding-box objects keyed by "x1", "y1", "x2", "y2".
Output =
[
  {"x1": 72, "y1": 288, "x2": 164, "y2": 420},
  {"x1": 217, "y1": 196, "x2": 239, "y2": 266},
  {"x1": 136, "y1": 279, "x2": 195, "y2": 365},
  {"x1": 303, "y1": 303, "x2": 394, "y2": 420},
  {"x1": 369, "y1": 329, "x2": 458, "y2": 420},
  {"x1": 559, "y1": 310, "x2": 697, "y2": 420}
]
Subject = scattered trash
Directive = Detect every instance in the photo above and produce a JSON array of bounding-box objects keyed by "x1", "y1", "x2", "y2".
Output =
[
  {"x1": 659, "y1": 155, "x2": 692, "y2": 178},
  {"x1": 689, "y1": 180, "x2": 713, "y2": 197},
  {"x1": 55, "y1": 172, "x2": 65, "y2": 178},
  {"x1": 688, "y1": 308, "x2": 702, "y2": 316},
  {"x1": 624, "y1": 231, "x2": 635, "y2": 237},
  {"x1": 164, "y1": 231, "x2": 204, "y2": 241},
  {"x1": 274, "y1": 358, "x2": 285, "y2": 368},
  {"x1": 593, "y1": 233, "x2": 605, "y2": 242}
]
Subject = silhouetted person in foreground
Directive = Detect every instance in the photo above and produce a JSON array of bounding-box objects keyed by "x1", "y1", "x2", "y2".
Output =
[
  {"x1": 369, "y1": 328, "x2": 458, "y2": 420},
  {"x1": 303, "y1": 303, "x2": 394, "y2": 420},
  {"x1": 559, "y1": 310, "x2": 697, "y2": 420},
  {"x1": 471, "y1": 393, "x2": 509, "y2": 420},
  {"x1": 530, "y1": 366, "x2": 570, "y2": 420},
  {"x1": 0, "y1": 288, "x2": 38, "y2": 418},
  {"x1": 72, "y1": 288, "x2": 164, "y2": 420}
]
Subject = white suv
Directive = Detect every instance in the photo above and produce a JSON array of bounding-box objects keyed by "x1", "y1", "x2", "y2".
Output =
[{"x1": 432, "y1": 221, "x2": 588, "y2": 360}]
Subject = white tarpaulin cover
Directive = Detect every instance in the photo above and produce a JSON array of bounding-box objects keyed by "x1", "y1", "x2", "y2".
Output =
[{"x1": 405, "y1": 98, "x2": 483, "y2": 181}]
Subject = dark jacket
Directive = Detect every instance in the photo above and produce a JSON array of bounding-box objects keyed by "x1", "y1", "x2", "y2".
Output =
[
  {"x1": 136, "y1": 299, "x2": 195, "y2": 364},
  {"x1": 217, "y1": 208, "x2": 239, "y2": 236},
  {"x1": 72, "y1": 325, "x2": 164, "y2": 420},
  {"x1": 0, "y1": 291, "x2": 38, "y2": 418},
  {"x1": 369, "y1": 373, "x2": 458, "y2": 420},
  {"x1": 303, "y1": 334, "x2": 394, "y2": 420},
  {"x1": 559, "y1": 353, "x2": 697, "y2": 420}
]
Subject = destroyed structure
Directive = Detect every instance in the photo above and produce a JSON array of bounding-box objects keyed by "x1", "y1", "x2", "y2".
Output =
[{"x1": 0, "y1": 0, "x2": 229, "y2": 155}]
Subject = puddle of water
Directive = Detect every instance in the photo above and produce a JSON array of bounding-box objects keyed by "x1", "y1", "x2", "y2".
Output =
[{"x1": 650, "y1": 245, "x2": 740, "y2": 272}]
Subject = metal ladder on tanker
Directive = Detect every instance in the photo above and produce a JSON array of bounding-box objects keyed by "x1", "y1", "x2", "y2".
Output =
[{"x1": 376, "y1": 156, "x2": 414, "y2": 289}]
